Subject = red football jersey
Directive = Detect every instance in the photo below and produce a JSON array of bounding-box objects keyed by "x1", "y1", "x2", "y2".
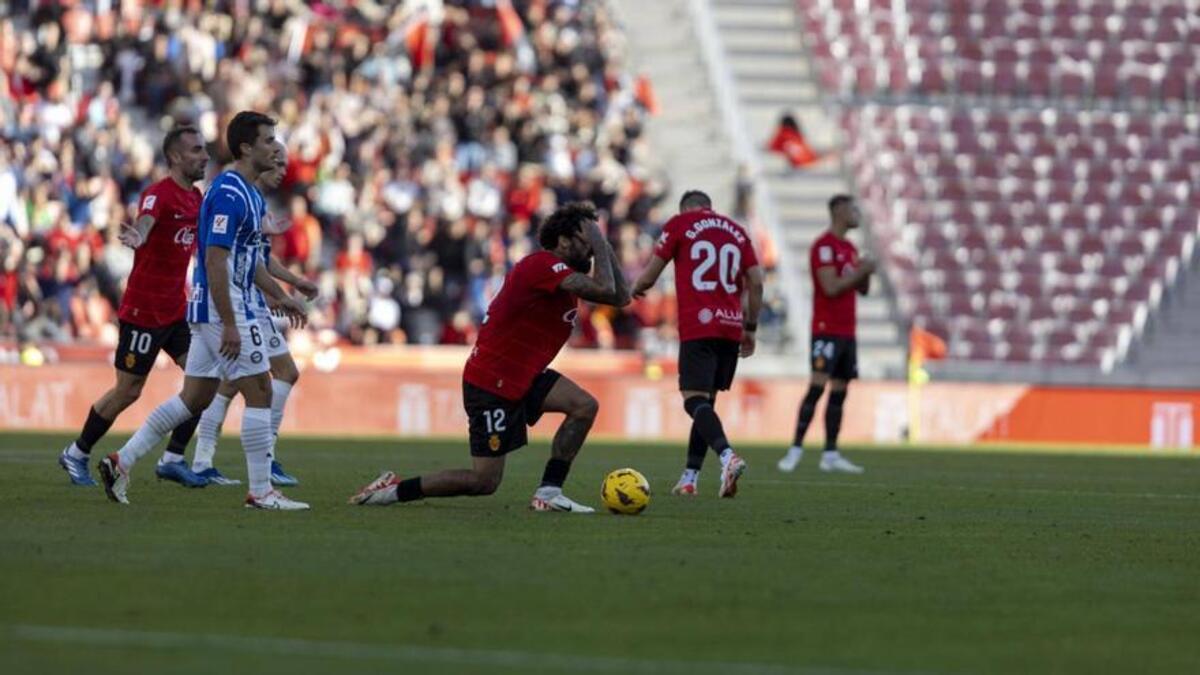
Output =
[
  {"x1": 810, "y1": 230, "x2": 859, "y2": 337},
  {"x1": 654, "y1": 208, "x2": 759, "y2": 342},
  {"x1": 463, "y1": 250, "x2": 577, "y2": 401},
  {"x1": 117, "y1": 177, "x2": 202, "y2": 327}
]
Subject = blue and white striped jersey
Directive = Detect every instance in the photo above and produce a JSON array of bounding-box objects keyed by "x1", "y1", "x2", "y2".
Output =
[{"x1": 188, "y1": 170, "x2": 266, "y2": 324}]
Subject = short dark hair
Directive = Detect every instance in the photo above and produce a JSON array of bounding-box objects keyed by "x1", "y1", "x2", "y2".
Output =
[
  {"x1": 162, "y1": 125, "x2": 199, "y2": 164},
  {"x1": 538, "y1": 201, "x2": 597, "y2": 250},
  {"x1": 226, "y1": 111, "x2": 277, "y2": 160},
  {"x1": 828, "y1": 194, "x2": 854, "y2": 215},
  {"x1": 679, "y1": 190, "x2": 712, "y2": 210}
]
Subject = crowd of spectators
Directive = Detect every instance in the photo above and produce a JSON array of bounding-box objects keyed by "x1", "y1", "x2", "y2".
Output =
[{"x1": 1, "y1": 0, "x2": 783, "y2": 357}]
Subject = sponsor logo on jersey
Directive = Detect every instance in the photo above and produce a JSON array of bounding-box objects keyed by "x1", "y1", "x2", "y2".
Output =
[
  {"x1": 174, "y1": 227, "x2": 196, "y2": 247},
  {"x1": 212, "y1": 214, "x2": 228, "y2": 234},
  {"x1": 714, "y1": 308, "x2": 743, "y2": 323},
  {"x1": 142, "y1": 195, "x2": 157, "y2": 211},
  {"x1": 698, "y1": 308, "x2": 714, "y2": 324},
  {"x1": 563, "y1": 308, "x2": 579, "y2": 325}
]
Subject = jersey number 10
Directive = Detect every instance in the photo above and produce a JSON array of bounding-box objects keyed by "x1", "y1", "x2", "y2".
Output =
[{"x1": 690, "y1": 241, "x2": 741, "y2": 293}]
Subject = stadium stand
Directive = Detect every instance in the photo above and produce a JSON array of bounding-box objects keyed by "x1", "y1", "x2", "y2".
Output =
[
  {"x1": 0, "y1": 2, "x2": 783, "y2": 355},
  {"x1": 796, "y1": 0, "x2": 1199, "y2": 372}
]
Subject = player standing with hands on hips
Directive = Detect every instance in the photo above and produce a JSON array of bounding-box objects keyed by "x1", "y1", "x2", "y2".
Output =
[{"x1": 778, "y1": 194, "x2": 874, "y2": 474}]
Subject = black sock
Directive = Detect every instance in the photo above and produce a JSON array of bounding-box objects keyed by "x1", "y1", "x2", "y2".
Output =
[
  {"x1": 824, "y1": 389, "x2": 847, "y2": 451},
  {"x1": 683, "y1": 396, "x2": 730, "y2": 454},
  {"x1": 685, "y1": 423, "x2": 707, "y2": 471},
  {"x1": 540, "y1": 458, "x2": 571, "y2": 488},
  {"x1": 396, "y1": 477, "x2": 424, "y2": 502},
  {"x1": 793, "y1": 384, "x2": 824, "y2": 447},
  {"x1": 166, "y1": 413, "x2": 202, "y2": 457},
  {"x1": 75, "y1": 407, "x2": 114, "y2": 455}
]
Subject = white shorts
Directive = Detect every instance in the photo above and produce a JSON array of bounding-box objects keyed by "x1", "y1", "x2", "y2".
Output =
[
  {"x1": 259, "y1": 313, "x2": 290, "y2": 359},
  {"x1": 185, "y1": 321, "x2": 270, "y2": 381}
]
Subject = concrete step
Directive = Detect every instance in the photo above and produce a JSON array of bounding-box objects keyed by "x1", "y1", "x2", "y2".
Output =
[{"x1": 712, "y1": 5, "x2": 795, "y2": 27}]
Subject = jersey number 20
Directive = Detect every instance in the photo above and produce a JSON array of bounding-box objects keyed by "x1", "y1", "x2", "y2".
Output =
[{"x1": 691, "y1": 241, "x2": 741, "y2": 293}]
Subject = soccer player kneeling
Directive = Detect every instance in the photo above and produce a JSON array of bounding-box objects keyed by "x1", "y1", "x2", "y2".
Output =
[{"x1": 349, "y1": 203, "x2": 630, "y2": 512}]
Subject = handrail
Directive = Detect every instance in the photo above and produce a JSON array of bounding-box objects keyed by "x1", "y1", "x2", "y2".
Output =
[{"x1": 687, "y1": 0, "x2": 809, "y2": 347}]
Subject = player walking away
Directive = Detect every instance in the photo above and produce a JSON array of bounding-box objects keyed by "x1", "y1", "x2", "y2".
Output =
[
  {"x1": 98, "y1": 111, "x2": 309, "y2": 509},
  {"x1": 192, "y1": 141, "x2": 317, "y2": 486},
  {"x1": 57, "y1": 126, "x2": 211, "y2": 488},
  {"x1": 778, "y1": 194, "x2": 875, "y2": 474},
  {"x1": 350, "y1": 202, "x2": 630, "y2": 512},
  {"x1": 631, "y1": 191, "x2": 764, "y2": 498}
]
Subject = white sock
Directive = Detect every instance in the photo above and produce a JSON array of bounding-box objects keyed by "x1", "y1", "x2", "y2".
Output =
[
  {"x1": 66, "y1": 443, "x2": 86, "y2": 460},
  {"x1": 785, "y1": 446, "x2": 803, "y2": 460},
  {"x1": 193, "y1": 393, "x2": 230, "y2": 471},
  {"x1": 823, "y1": 450, "x2": 842, "y2": 460},
  {"x1": 719, "y1": 448, "x2": 733, "y2": 465},
  {"x1": 159, "y1": 451, "x2": 185, "y2": 465},
  {"x1": 535, "y1": 485, "x2": 562, "y2": 500},
  {"x1": 681, "y1": 468, "x2": 699, "y2": 484},
  {"x1": 242, "y1": 406, "x2": 274, "y2": 498},
  {"x1": 117, "y1": 396, "x2": 192, "y2": 470},
  {"x1": 270, "y1": 380, "x2": 293, "y2": 438}
]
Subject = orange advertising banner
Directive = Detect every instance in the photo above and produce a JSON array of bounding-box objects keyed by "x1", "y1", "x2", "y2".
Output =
[{"x1": 0, "y1": 362, "x2": 1195, "y2": 452}]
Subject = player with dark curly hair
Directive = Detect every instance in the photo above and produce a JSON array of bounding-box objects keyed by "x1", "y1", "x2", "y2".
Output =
[{"x1": 350, "y1": 202, "x2": 631, "y2": 512}]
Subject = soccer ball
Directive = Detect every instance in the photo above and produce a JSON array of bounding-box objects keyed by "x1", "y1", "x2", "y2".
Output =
[{"x1": 601, "y1": 468, "x2": 651, "y2": 515}]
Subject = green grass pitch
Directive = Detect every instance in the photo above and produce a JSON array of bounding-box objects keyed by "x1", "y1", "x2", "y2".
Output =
[{"x1": 2, "y1": 431, "x2": 1198, "y2": 674}]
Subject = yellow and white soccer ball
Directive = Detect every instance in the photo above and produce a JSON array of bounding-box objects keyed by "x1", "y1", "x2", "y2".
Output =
[{"x1": 601, "y1": 468, "x2": 651, "y2": 515}]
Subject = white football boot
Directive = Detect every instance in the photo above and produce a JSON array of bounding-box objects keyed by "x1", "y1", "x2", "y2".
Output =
[
  {"x1": 777, "y1": 447, "x2": 803, "y2": 473},
  {"x1": 245, "y1": 489, "x2": 310, "y2": 510},
  {"x1": 98, "y1": 453, "x2": 130, "y2": 505},
  {"x1": 348, "y1": 471, "x2": 400, "y2": 506},
  {"x1": 819, "y1": 453, "x2": 865, "y2": 474},
  {"x1": 530, "y1": 491, "x2": 595, "y2": 513},
  {"x1": 718, "y1": 451, "x2": 747, "y2": 498}
]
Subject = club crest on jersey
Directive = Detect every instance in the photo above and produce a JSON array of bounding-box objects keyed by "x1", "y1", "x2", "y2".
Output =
[
  {"x1": 488, "y1": 434, "x2": 501, "y2": 452},
  {"x1": 819, "y1": 246, "x2": 833, "y2": 263},
  {"x1": 212, "y1": 214, "x2": 228, "y2": 234},
  {"x1": 141, "y1": 195, "x2": 157, "y2": 211},
  {"x1": 698, "y1": 308, "x2": 714, "y2": 324},
  {"x1": 552, "y1": 262, "x2": 568, "y2": 273}
]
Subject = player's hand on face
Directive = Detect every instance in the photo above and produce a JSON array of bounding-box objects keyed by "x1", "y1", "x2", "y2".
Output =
[
  {"x1": 740, "y1": 331, "x2": 757, "y2": 358},
  {"x1": 220, "y1": 324, "x2": 241, "y2": 360},
  {"x1": 118, "y1": 222, "x2": 145, "y2": 249}
]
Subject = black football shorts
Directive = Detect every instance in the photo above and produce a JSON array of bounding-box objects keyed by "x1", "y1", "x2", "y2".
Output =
[
  {"x1": 463, "y1": 369, "x2": 562, "y2": 457},
  {"x1": 115, "y1": 319, "x2": 191, "y2": 376},
  {"x1": 678, "y1": 338, "x2": 740, "y2": 393},
  {"x1": 810, "y1": 334, "x2": 858, "y2": 381}
]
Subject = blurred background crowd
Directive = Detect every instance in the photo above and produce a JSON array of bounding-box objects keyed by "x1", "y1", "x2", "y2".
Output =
[{"x1": 0, "y1": 0, "x2": 785, "y2": 358}]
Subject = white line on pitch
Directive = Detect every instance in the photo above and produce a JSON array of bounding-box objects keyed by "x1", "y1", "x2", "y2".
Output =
[
  {"x1": 7, "y1": 625, "x2": 912, "y2": 675},
  {"x1": 747, "y1": 479, "x2": 1200, "y2": 501}
]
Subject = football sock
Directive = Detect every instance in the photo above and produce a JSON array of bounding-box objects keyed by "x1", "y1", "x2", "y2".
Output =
[
  {"x1": 782, "y1": 446, "x2": 804, "y2": 463},
  {"x1": 117, "y1": 396, "x2": 192, "y2": 469},
  {"x1": 719, "y1": 447, "x2": 733, "y2": 465},
  {"x1": 683, "y1": 395, "x2": 731, "y2": 455},
  {"x1": 164, "y1": 413, "x2": 201, "y2": 459},
  {"x1": 681, "y1": 468, "x2": 699, "y2": 484},
  {"x1": 66, "y1": 443, "x2": 87, "y2": 461},
  {"x1": 193, "y1": 393, "x2": 230, "y2": 471},
  {"x1": 160, "y1": 451, "x2": 185, "y2": 465},
  {"x1": 685, "y1": 421, "x2": 707, "y2": 470},
  {"x1": 74, "y1": 406, "x2": 114, "y2": 456},
  {"x1": 540, "y1": 458, "x2": 571, "y2": 488},
  {"x1": 269, "y1": 379, "x2": 292, "y2": 440},
  {"x1": 793, "y1": 384, "x2": 824, "y2": 447},
  {"x1": 241, "y1": 406, "x2": 273, "y2": 498},
  {"x1": 396, "y1": 477, "x2": 424, "y2": 503},
  {"x1": 824, "y1": 389, "x2": 847, "y2": 451}
]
